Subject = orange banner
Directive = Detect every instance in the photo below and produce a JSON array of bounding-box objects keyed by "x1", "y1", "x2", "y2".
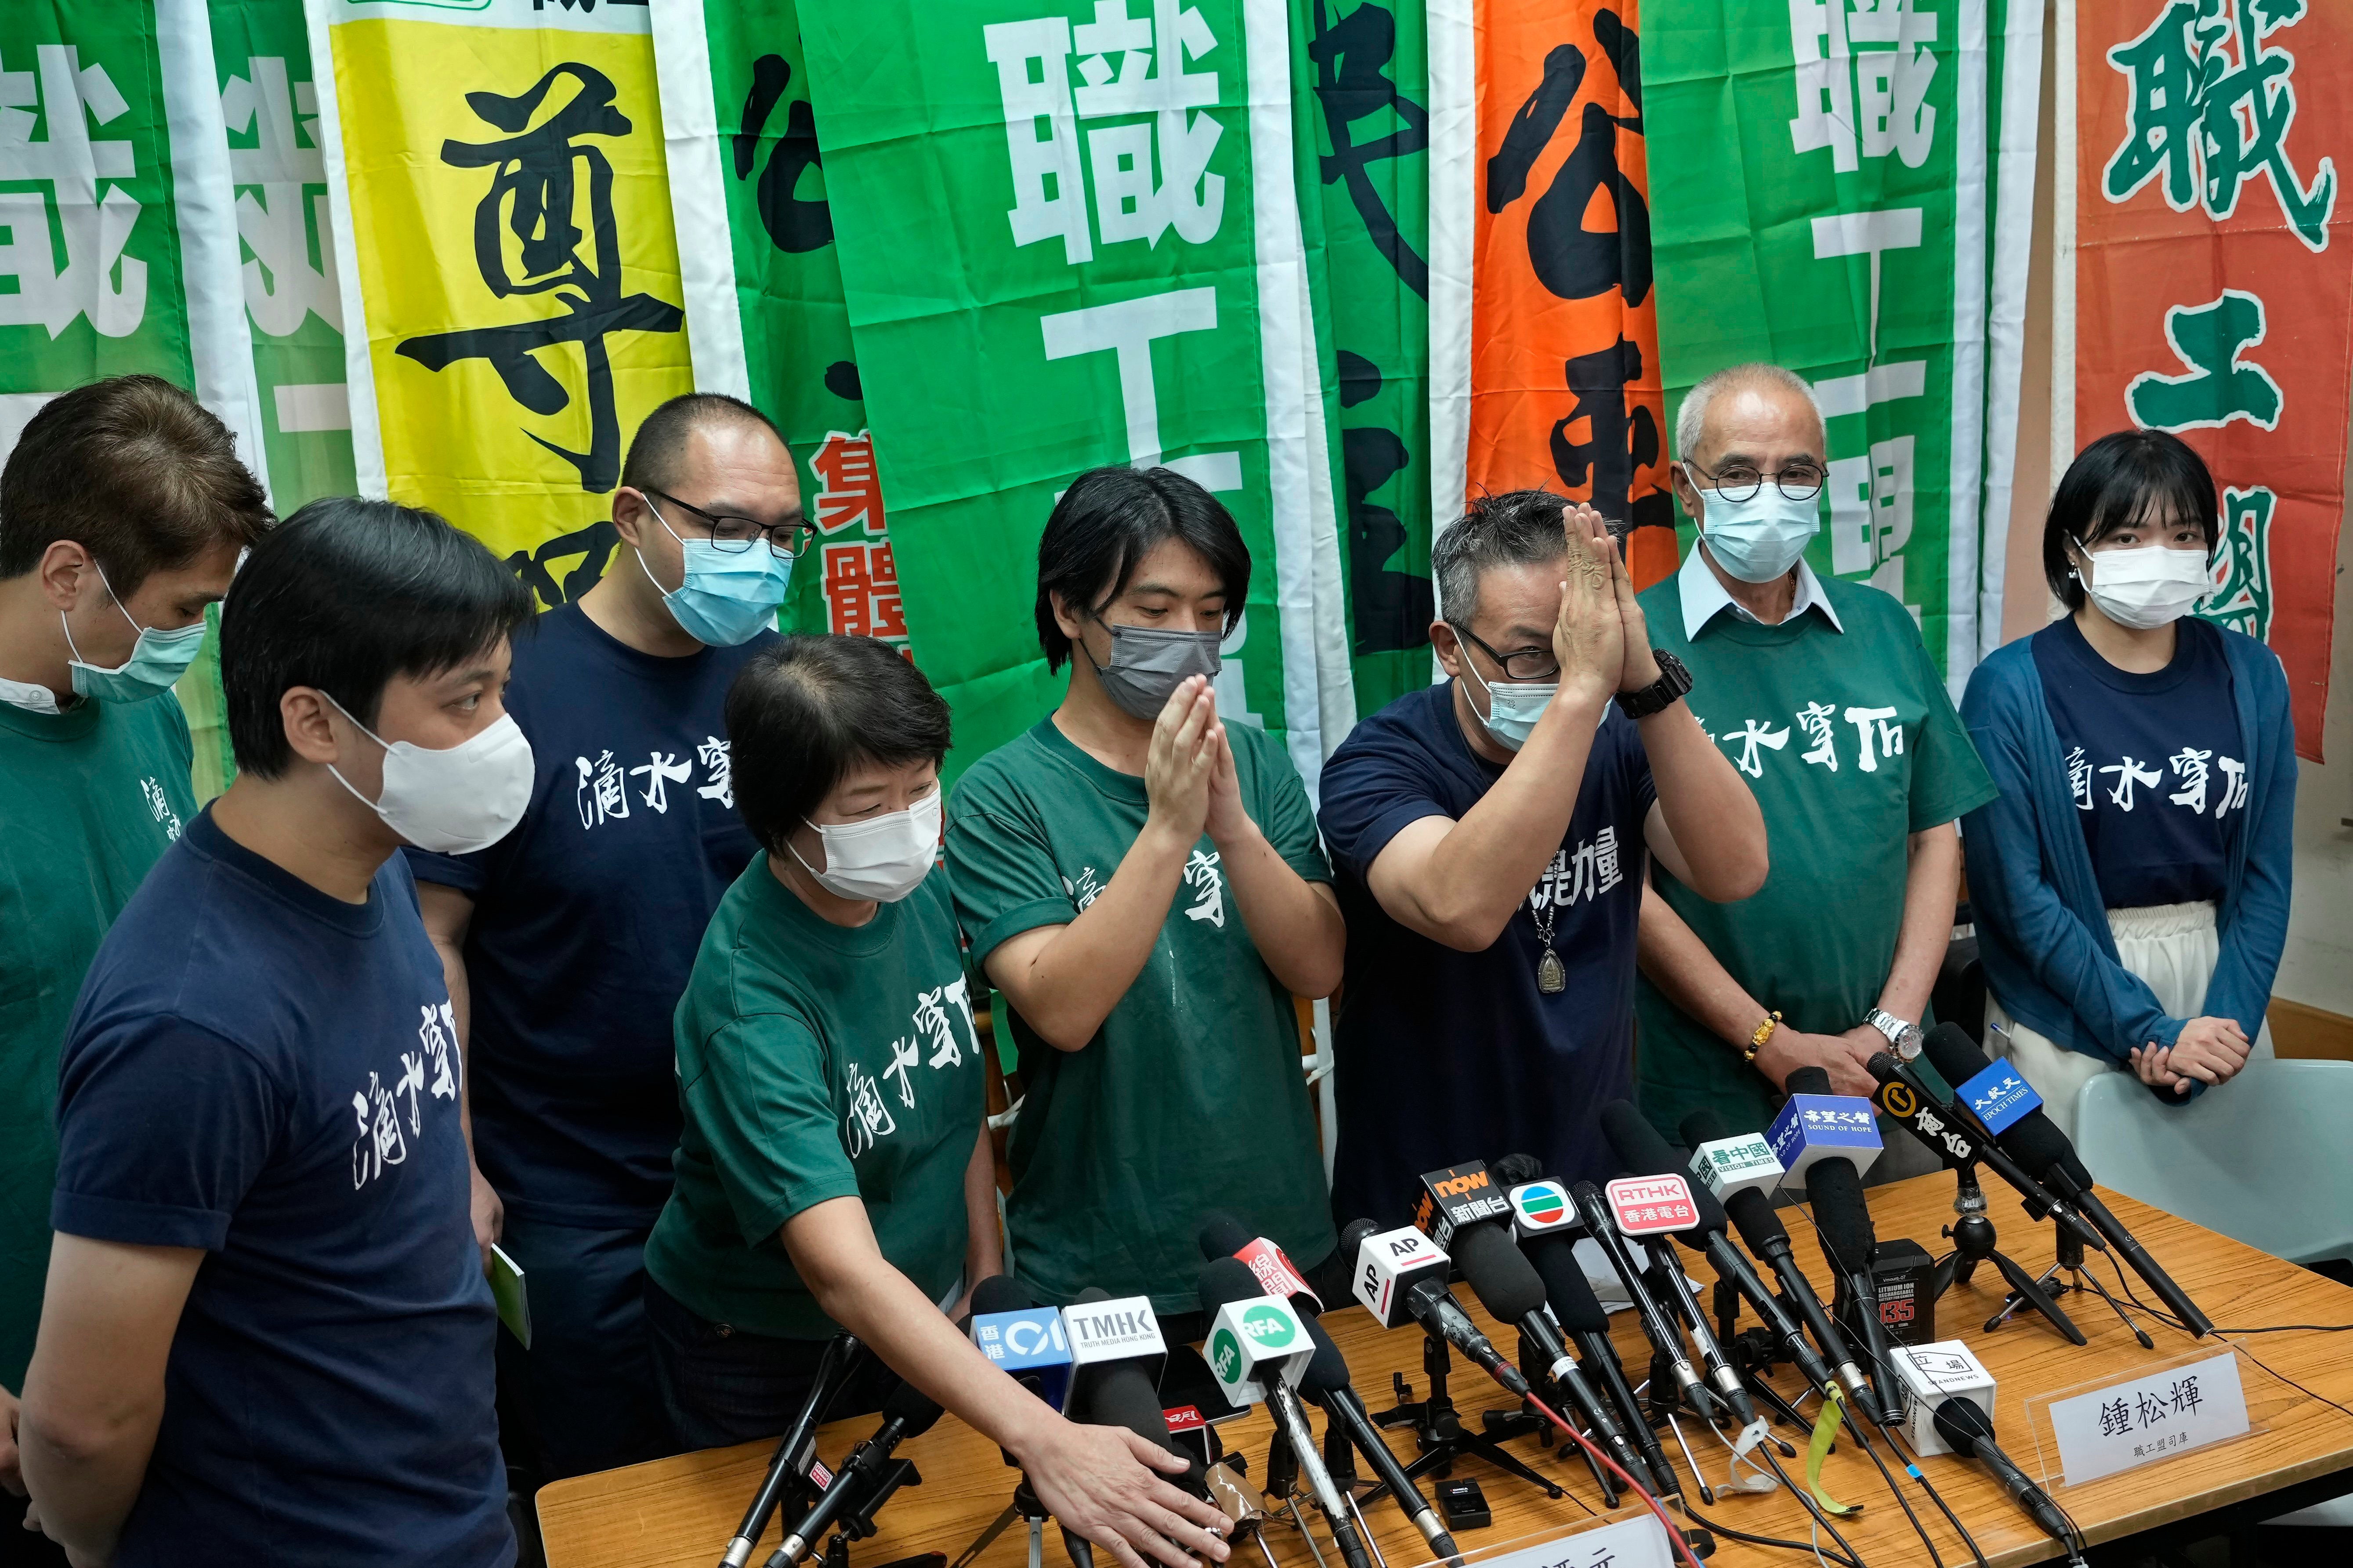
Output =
[
  {"x1": 2074, "y1": 0, "x2": 2349, "y2": 758},
  {"x1": 1468, "y1": 0, "x2": 1674, "y2": 586}
]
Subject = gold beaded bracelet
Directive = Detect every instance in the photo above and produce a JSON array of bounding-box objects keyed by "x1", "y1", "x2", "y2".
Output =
[{"x1": 1745, "y1": 1010, "x2": 1783, "y2": 1064}]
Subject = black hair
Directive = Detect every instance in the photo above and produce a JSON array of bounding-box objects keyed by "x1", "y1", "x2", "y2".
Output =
[
  {"x1": 1432, "y1": 488, "x2": 1572, "y2": 627},
  {"x1": 1032, "y1": 466, "x2": 1250, "y2": 672},
  {"x1": 727, "y1": 635, "x2": 953, "y2": 855},
  {"x1": 619, "y1": 392, "x2": 789, "y2": 496},
  {"x1": 221, "y1": 497, "x2": 535, "y2": 778},
  {"x1": 0, "y1": 375, "x2": 273, "y2": 594},
  {"x1": 2043, "y1": 430, "x2": 2219, "y2": 611}
]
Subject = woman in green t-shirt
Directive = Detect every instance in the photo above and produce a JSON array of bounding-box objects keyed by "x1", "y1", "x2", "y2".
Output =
[{"x1": 641, "y1": 636, "x2": 1228, "y2": 1568}]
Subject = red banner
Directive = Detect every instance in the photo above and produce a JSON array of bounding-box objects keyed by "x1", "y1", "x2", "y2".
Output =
[
  {"x1": 2071, "y1": 0, "x2": 2349, "y2": 758},
  {"x1": 1468, "y1": 0, "x2": 1676, "y2": 588}
]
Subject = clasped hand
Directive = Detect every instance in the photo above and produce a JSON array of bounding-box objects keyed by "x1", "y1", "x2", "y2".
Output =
[
  {"x1": 2130, "y1": 1015, "x2": 2252, "y2": 1095},
  {"x1": 1143, "y1": 676, "x2": 1246, "y2": 847},
  {"x1": 1550, "y1": 503, "x2": 1660, "y2": 701}
]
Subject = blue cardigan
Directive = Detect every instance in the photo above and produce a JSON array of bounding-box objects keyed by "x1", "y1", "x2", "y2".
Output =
[{"x1": 1958, "y1": 621, "x2": 2296, "y2": 1089}]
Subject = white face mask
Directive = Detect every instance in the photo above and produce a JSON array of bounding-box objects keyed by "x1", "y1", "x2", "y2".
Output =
[
  {"x1": 1687, "y1": 465, "x2": 1821, "y2": 584},
  {"x1": 2075, "y1": 542, "x2": 2211, "y2": 630},
  {"x1": 1459, "y1": 654, "x2": 1555, "y2": 753},
  {"x1": 788, "y1": 790, "x2": 942, "y2": 903},
  {"x1": 324, "y1": 695, "x2": 536, "y2": 855}
]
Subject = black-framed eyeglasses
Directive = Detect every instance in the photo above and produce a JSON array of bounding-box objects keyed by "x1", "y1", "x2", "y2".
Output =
[
  {"x1": 1457, "y1": 626, "x2": 1559, "y2": 683},
  {"x1": 644, "y1": 487, "x2": 818, "y2": 560},
  {"x1": 1684, "y1": 458, "x2": 1828, "y2": 504}
]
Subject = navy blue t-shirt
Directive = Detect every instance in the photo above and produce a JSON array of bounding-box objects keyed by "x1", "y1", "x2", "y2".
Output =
[
  {"x1": 53, "y1": 811, "x2": 508, "y2": 1568},
  {"x1": 406, "y1": 605, "x2": 772, "y2": 1225},
  {"x1": 1318, "y1": 683, "x2": 1656, "y2": 1230},
  {"x1": 2034, "y1": 614, "x2": 2241, "y2": 909}
]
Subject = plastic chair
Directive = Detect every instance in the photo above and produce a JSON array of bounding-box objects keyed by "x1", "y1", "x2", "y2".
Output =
[{"x1": 2072, "y1": 1059, "x2": 2353, "y2": 1268}]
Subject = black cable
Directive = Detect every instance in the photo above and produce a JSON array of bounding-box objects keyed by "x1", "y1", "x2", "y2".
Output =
[
  {"x1": 1883, "y1": 1425, "x2": 1990, "y2": 1568},
  {"x1": 1845, "y1": 1414, "x2": 1943, "y2": 1568},
  {"x1": 2209, "y1": 1323, "x2": 2353, "y2": 1333},
  {"x1": 1677, "y1": 1500, "x2": 1862, "y2": 1568},
  {"x1": 1756, "y1": 1441, "x2": 1870, "y2": 1568}
]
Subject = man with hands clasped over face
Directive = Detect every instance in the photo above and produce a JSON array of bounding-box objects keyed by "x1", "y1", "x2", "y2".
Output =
[
  {"x1": 1318, "y1": 491, "x2": 1768, "y2": 1226},
  {"x1": 946, "y1": 466, "x2": 1343, "y2": 1323}
]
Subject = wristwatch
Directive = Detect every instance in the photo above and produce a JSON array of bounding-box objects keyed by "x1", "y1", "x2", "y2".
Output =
[
  {"x1": 1864, "y1": 1008, "x2": 1925, "y2": 1062},
  {"x1": 1617, "y1": 649, "x2": 1694, "y2": 719}
]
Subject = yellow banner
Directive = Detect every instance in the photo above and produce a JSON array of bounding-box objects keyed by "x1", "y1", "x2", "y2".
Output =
[{"x1": 309, "y1": 0, "x2": 692, "y2": 605}]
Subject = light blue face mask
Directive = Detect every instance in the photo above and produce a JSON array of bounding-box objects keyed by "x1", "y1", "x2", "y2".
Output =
[
  {"x1": 1459, "y1": 650, "x2": 1554, "y2": 753},
  {"x1": 64, "y1": 568, "x2": 208, "y2": 704},
  {"x1": 1687, "y1": 462, "x2": 1822, "y2": 584},
  {"x1": 638, "y1": 499, "x2": 794, "y2": 647}
]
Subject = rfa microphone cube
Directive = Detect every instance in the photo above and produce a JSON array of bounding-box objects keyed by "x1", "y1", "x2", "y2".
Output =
[
  {"x1": 1350, "y1": 1224, "x2": 1449, "y2": 1330},
  {"x1": 1955, "y1": 1060, "x2": 2045, "y2": 1138},
  {"x1": 1766, "y1": 1093, "x2": 1884, "y2": 1187},
  {"x1": 1688, "y1": 1132, "x2": 1785, "y2": 1206},
  {"x1": 1889, "y1": 1340, "x2": 1996, "y2": 1457},
  {"x1": 1204, "y1": 1294, "x2": 1310, "y2": 1405},
  {"x1": 1412, "y1": 1161, "x2": 1511, "y2": 1253},
  {"x1": 1063, "y1": 1293, "x2": 1168, "y2": 1406},
  {"x1": 973, "y1": 1307, "x2": 1074, "y2": 1411},
  {"x1": 1505, "y1": 1179, "x2": 1579, "y2": 1243}
]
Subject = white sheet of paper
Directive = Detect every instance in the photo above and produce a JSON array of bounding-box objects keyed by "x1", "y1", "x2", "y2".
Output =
[{"x1": 2046, "y1": 1351, "x2": 2248, "y2": 1486}]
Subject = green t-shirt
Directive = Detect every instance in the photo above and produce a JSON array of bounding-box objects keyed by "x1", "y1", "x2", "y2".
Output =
[
  {"x1": 0, "y1": 694, "x2": 195, "y2": 1389},
  {"x1": 945, "y1": 717, "x2": 1337, "y2": 1315},
  {"x1": 642, "y1": 855, "x2": 984, "y2": 1339},
  {"x1": 1633, "y1": 570, "x2": 1997, "y2": 1139}
]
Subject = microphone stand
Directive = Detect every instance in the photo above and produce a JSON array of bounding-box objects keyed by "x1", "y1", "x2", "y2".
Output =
[
  {"x1": 1995, "y1": 1217, "x2": 2155, "y2": 1349},
  {"x1": 1369, "y1": 1329, "x2": 1564, "y2": 1500},
  {"x1": 1929, "y1": 1204, "x2": 2085, "y2": 1345}
]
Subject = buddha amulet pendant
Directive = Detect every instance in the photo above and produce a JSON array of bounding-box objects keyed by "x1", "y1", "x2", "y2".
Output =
[{"x1": 1537, "y1": 947, "x2": 1566, "y2": 994}]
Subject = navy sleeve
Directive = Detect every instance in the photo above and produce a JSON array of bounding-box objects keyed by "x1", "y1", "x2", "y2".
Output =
[
  {"x1": 1316, "y1": 719, "x2": 1452, "y2": 880},
  {"x1": 402, "y1": 843, "x2": 488, "y2": 896},
  {"x1": 52, "y1": 1016, "x2": 283, "y2": 1251}
]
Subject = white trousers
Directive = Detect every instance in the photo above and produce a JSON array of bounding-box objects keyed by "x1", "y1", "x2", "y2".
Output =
[{"x1": 1986, "y1": 901, "x2": 2274, "y2": 1144}]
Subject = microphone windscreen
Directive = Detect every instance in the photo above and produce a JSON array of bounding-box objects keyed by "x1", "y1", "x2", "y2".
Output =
[
  {"x1": 967, "y1": 1275, "x2": 1037, "y2": 1317},
  {"x1": 1339, "y1": 1217, "x2": 1380, "y2": 1265},
  {"x1": 1930, "y1": 1396, "x2": 1995, "y2": 1458},
  {"x1": 1680, "y1": 1104, "x2": 1795, "y2": 1252},
  {"x1": 883, "y1": 1375, "x2": 946, "y2": 1438},
  {"x1": 1197, "y1": 1214, "x2": 1253, "y2": 1262},
  {"x1": 1300, "y1": 1313, "x2": 1351, "y2": 1398},
  {"x1": 1806, "y1": 1158, "x2": 1876, "y2": 1274},
  {"x1": 1072, "y1": 1286, "x2": 1111, "y2": 1304},
  {"x1": 1679, "y1": 1108, "x2": 1730, "y2": 1147},
  {"x1": 1919, "y1": 1022, "x2": 1994, "y2": 1091},
  {"x1": 1490, "y1": 1151, "x2": 1545, "y2": 1187},
  {"x1": 1452, "y1": 1223, "x2": 1546, "y2": 1321},
  {"x1": 1785, "y1": 1064, "x2": 1834, "y2": 1097},
  {"x1": 1600, "y1": 1100, "x2": 1727, "y2": 1248},
  {"x1": 1525, "y1": 1234, "x2": 1610, "y2": 1334},
  {"x1": 1921, "y1": 1024, "x2": 2094, "y2": 1188},
  {"x1": 1196, "y1": 1256, "x2": 1264, "y2": 1317}
]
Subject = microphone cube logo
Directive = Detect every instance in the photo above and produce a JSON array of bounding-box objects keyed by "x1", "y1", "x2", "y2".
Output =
[
  {"x1": 1604, "y1": 1174, "x2": 1698, "y2": 1236},
  {"x1": 1240, "y1": 1303, "x2": 1300, "y2": 1348},
  {"x1": 1064, "y1": 1295, "x2": 1167, "y2": 1364},
  {"x1": 1351, "y1": 1225, "x2": 1447, "y2": 1328},
  {"x1": 1506, "y1": 1180, "x2": 1574, "y2": 1237},
  {"x1": 1689, "y1": 1136, "x2": 1781, "y2": 1201},
  {"x1": 1205, "y1": 1295, "x2": 1306, "y2": 1402},
  {"x1": 1208, "y1": 1328, "x2": 1244, "y2": 1386},
  {"x1": 1413, "y1": 1161, "x2": 1511, "y2": 1250},
  {"x1": 1957, "y1": 1062, "x2": 2043, "y2": 1137}
]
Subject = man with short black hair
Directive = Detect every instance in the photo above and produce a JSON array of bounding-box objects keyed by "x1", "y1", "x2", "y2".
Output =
[
  {"x1": 21, "y1": 498, "x2": 530, "y2": 1568},
  {"x1": 409, "y1": 391, "x2": 803, "y2": 1477},
  {"x1": 1318, "y1": 493, "x2": 1765, "y2": 1228},
  {"x1": 945, "y1": 466, "x2": 1344, "y2": 1324},
  {"x1": 0, "y1": 376, "x2": 270, "y2": 1516}
]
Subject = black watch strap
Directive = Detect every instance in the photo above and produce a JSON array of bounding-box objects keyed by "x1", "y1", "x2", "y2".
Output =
[{"x1": 1615, "y1": 649, "x2": 1693, "y2": 719}]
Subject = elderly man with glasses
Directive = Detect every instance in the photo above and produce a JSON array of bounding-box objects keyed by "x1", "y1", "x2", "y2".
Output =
[
  {"x1": 406, "y1": 394, "x2": 807, "y2": 1486},
  {"x1": 1631, "y1": 364, "x2": 1995, "y2": 1176}
]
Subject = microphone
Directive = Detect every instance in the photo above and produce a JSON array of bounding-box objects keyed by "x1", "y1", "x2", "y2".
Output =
[
  {"x1": 1603, "y1": 1103, "x2": 1835, "y2": 1401},
  {"x1": 1336, "y1": 1218, "x2": 1525, "y2": 1396},
  {"x1": 1202, "y1": 1223, "x2": 1458, "y2": 1561},
  {"x1": 1061, "y1": 1288, "x2": 1200, "y2": 1489},
  {"x1": 1599, "y1": 1104, "x2": 1763, "y2": 1429},
  {"x1": 1567, "y1": 1179, "x2": 1716, "y2": 1425},
  {"x1": 1780, "y1": 1067, "x2": 1900, "y2": 1427},
  {"x1": 764, "y1": 1377, "x2": 943, "y2": 1567},
  {"x1": 720, "y1": 1333, "x2": 867, "y2": 1568},
  {"x1": 1512, "y1": 1214, "x2": 1674, "y2": 1499},
  {"x1": 1931, "y1": 1397, "x2": 2078, "y2": 1546},
  {"x1": 1199, "y1": 1258, "x2": 1375, "y2": 1568},
  {"x1": 1680, "y1": 1109, "x2": 1877, "y2": 1423},
  {"x1": 1919, "y1": 1026, "x2": 2212, "y2": 1337}
]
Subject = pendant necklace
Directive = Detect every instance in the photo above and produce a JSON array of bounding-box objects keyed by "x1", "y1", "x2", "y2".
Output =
[{"x1": 1533, "y1": 900, "x2": 1565, "y2": 994}]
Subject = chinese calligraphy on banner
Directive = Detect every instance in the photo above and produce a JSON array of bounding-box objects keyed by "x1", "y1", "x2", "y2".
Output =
[
  {"x1": 305, "y1": 0, "x2": 695, "y2": 609},
  {"x1": 1645, "y1": 0, "x2": 2045, "y2": 691},
  {"x1": 2064, "y1": 0, "x2": 2346, "y2": 758},
  {"x1": 795, "y1": 0, "x2": 1353, "y2": 788}
]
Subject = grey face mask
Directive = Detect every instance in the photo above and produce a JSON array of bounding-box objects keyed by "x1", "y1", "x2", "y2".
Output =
[{"x1": 1083, "y1": 620, "x2": 1224, "y2": 720}]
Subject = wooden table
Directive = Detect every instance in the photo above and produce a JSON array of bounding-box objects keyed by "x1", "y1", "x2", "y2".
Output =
[{"x1": 540, "y1": 1177, "x2": 2353, "y2": 1568}]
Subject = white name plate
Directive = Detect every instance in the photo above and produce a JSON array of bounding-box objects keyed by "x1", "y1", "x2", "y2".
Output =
[
  {"x1": 2046, "y1": 1351, "x2": 2249, "y2": 1486},
  {"x1": 1434, "y1": 1516, "x2": 1676, "y2": 1568}
]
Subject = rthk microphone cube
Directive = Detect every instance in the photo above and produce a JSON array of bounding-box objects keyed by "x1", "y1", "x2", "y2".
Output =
[
  {"x1": 1956, "y1": 1061, "x2": 2044, "y2": 1138},
  {"x1": 1766, "y1": 1093, "x2": 1885, "y2": 1186},
  {"x1": 1062, "y1": 1293, "x2": 1167, "y2": 1405},
  {"x1": 1350, "y1": 1224, "x2": 1449, "y2": 1330},
  {"x1": 1204, "y1": 1293, "x2": 1310, "y2": 1405},
  {"x1": 1687, "y1": 1133, "x2": 1785, "y2": 1205},
  {"x1": 973, "y1": 1307, "x2": 1074, "y2": 1411},
  {"x1": 1602, "y1": 1173, "x2": 1699, "y2": 1237},
  {"x1": 1505, "y1": 1179, "x2": 1578, "y2": 1243},
  {"x1": 1412, "y1": 1161, "x2": 1512, "y2": 1253}
]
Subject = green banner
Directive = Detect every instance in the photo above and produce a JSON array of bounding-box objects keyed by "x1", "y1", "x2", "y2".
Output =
[
  {"x1": 1296, "y1": 0, "x2": 1434, "y2": 716},
  {"x1": 1648, "y1": 0, "x2": 2029, "y2": 688},
  {"x1": 653, "y1": 0, "x2": 894, "y2": 645},
  {"x1": 797, "y1": 0, "x2": 1352, "y2": 786}
]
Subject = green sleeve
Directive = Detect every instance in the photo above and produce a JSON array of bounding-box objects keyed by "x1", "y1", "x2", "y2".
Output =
[
  {"x1": 685, "y1": 1013, "x2": 861, "y2": 1248},
  {"x1": 943, "y1": 773, "x2": 1075, "y2": 964},
  {"x1": 1904, "y1": 618, "x2": 1998, "y2": 832},
  {"x1": 1244, "y1": 729, "x2": 1332, "y2": 883}
]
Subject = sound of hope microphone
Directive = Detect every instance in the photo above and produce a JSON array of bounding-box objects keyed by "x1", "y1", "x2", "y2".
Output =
[{"x1": 1775, "y1": 1068, "x2": 1898, "y2": 1427}]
